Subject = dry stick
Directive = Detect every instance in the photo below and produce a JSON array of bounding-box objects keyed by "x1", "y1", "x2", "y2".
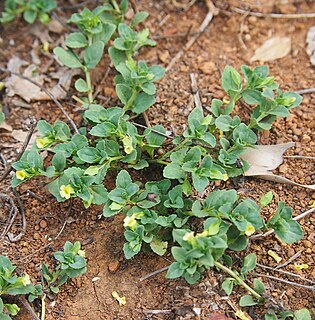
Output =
[
  {"x1": 17, "y1": 243, "x2": 52, "y2": 262},
  {"x1": 166, "y1": 0, "x2": 217, "y2": 72},
  {"x1": 54, "y1": 199, "x2": 73, "y2": 240},
  {"x1": 0, "y1": 68, "x2": 79, "y2": 134},
  {"x1": 275, "y1": 250, "x2": 302, "y2": 269},
  {"x1": 9, "y1": 188, "x2": 27, "y2": 242},
  {"x1": 283, "y1": 155, "x2": 315, "y2": 160},
  {"x1": 190, "y1": 73, "x2": 202, "y2": 108},
  {"x1": 251, "y1": 207, "x2": 315, "y2": 240},
  {"x1": 254, "y1": 273, "x2": 315, "y2": 291},
  {"x1": 140, "y1": 265, "x2": 169, "y2": 281},
  {"x1": 0, "y1": 193, "x2": 18, "y2": 239},
  {"x1": 0, "y1": 120, "x2": 37, "y2": 182},
  {"x1": 18, "y1": 296, "x2": 40, "y2": 320},
  {"x1": 257, "y1": 263, "x2": 315, "y2": 285},
  {"x1": 231, "y1": 6, "x2": 315, "y2": 19},
  {"x1": 296, "y1": 87, "x2": 315, "y2": 95}
]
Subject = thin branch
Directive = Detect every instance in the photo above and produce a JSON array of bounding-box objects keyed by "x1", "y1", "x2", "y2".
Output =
[
  {"x1": 231, "y1": 6, "x2": 315, "y2": 19},
  {"x1": 296, "y1": 87, "x2": 315, "y2": 95},
  {"x1": 190, "y1": 73, "x2": 202, "y2": 108},
  {"x1": 254, "y1": 273, "x2": 315, "y2": 291},
  {"x1": 166, "y1": 1, "x2": 218, "y2": 72},
  {"x1": 140, "y1": 265, "x2": 169, "y2": 281},
  {"x1": 0, "y1": 67, "x2": 79, "y2": 134},
  {"x1": 275, "y1": 250, "x2": 302, "y2": 269},
  {"x1": 257, "y1": 263, "x2": 315, "y2": 284},
  {"x1": 54, "y1": 199, "x2": 73, "y2": 240},
  {"x1": 283, "y1": 155, "x2": 315, "y2": 160},
  {"x1": 0, "y1": 193, "x2": 18, "y2": 239},
  {"x1": 18, "y1": 296, "x2": 40, "y2": 320},
  {"x1": 0, "y1": 120, "x2": 37, "y2": 182}
]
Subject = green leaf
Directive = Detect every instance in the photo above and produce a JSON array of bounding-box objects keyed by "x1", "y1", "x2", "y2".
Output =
[
  {"x1": 166, "y1": 262, "x2": 184, "y2": 279},
  {"x1": 77, "y1": 147, "x2": 102, "y2": 163},
  {"x1": 54, "y1": 47, "x2": 82, "y2": 69},
  {"x1": 260, "y1": 191, "x2": 273, "y2": 207},
  {"x1": 4, "y1": 303, "x2": 20, "y2": 316},
  {"x1": 294, "y1": 309, "x2": 311, "y2": 320},
  {"x1": 116, "y1": 84, "x2": 132, "y2": 105},
  {"x1": 163, "y1": 163, "x2": 185, "y2": 180},
  {"x1": 84, "y1": 41, "x2": 105, "y2": 69},
  {"x1": 52, "y1": 152, "x2": 66, "y2": 171},
  {"x1": 253, "y1": 279, "x2": 265, "y2": 294},
  {"x1": 239, "y1": 295, "x2": 258, "y2": 306},
  {"x1": 242, "y1": 89, "x2": 262, "y2": 105},
  {"x1": 222, "y1": 66, "x2": 242, "y2": 99},
  {"x1": 150, "y1": 237, "x2": 167, "y2": 256},
  {"x1": 116, "y1": 170, "x2": 132, "y2": 189},
  {"x1": 90, "y1": 185, "x2": 108, "y2": 205},
  {"x1": 274, "y1": 220, "x2": 303, "y2": 244},
  {"x1": 108, "y1": 47, "x2": 127, "y2": 66},
  {"x1": 241, "y1": 253, "x2": 257, "y2": 274},
  {"x1": 133, "y1": 93, "x2": 156, "y2": 114},
  {"x1": 65, "y1": 32, "x2": 88, "y2": 48},
  {"x1": 75, "y1": 78, "x2": 90, "y2": 92},
  {"x1": 130, "y1": 11, "x2": 149, "y2": 28},
  {"x1": 222, "y1": 278, "x2": 234, "y2": 295},
  {"x1": 23, "y1": 10, "x2": 37, "y2": 23}
]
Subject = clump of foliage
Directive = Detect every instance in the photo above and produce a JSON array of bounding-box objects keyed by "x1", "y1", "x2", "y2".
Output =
[
  {"x1": 0, "y1": 241, "x2": 86, "y2": 319},
  {"x1": 7, "y1": 0, "x2": 307, "y2": 313},
  {"x1": 0, "y1": 0, "x2": 56, "y2": 24},
  {"x1": 41, "y1": 241, "x2": 87, "y2": 294}
]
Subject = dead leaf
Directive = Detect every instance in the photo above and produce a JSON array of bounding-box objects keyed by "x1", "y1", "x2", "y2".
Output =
[
  {"x1": 241, "y1": 143, "x2": 315, "y2": 190},
  {"x1": 0, "y1": 122, "x2": 13, "y2": 132},
  {"x1": 306, "y1": 25, "x2": 315, "y2": 65},
  {"x1": 4, "y1": 56, "x2": 80, "y2": 102},
  {"x1": 251, "y1": 36, "x2": 291, "y2": 62}
]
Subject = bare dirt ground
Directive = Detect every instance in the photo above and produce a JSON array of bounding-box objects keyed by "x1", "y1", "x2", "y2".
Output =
[{"x1": 0, "y1": 1, "x2": 314, "y2": 319}]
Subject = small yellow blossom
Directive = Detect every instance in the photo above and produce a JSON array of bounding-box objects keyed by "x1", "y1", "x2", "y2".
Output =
[
  {"x1": 122, "y1": 136, "x2": 134, "y2": 154},
  {"x1": 294, "y1": 263, "x2": 309, "y2": 271},
  {"x1": 112, "y1": 291, "x2": 126, "y2": 306},
  {"x1": 22, "y1": 273, "x2": 31, "y2": 286},
  {"x1": 222, "y1": 174, "x2": 229, "y2": 181},
  {"x1": 59, "y1": 184, "x2": 75, "y2": 199},
  {"x1": 245, "y1": 224, "x2": 255, "y2": 236},
  {"x1": 16, "y1": 170, "x2": 29, "y2": 181},
  {"x1": 183, "y1": 231, "x2": 194, "y2": 242},
  {"x1": 196, "y1": 230, "x2": 208, "y2": 238},
  {"x1": 36, "y1": 137, "x2": 52, "y2": 149},
  {"x1": 43, "y1": 42, "x2": 50, "y2": 53},
  {"x1": 123, "y1": 215, "x2": 138, "y2": 230},
  {"x1": 78, "y1": 250, "x2": 86, "y2": 258},
  {"x1": 223, "y1": 98, "x2": 230, "y2": 104},
  {"x1": 268, "y1": 250, "x2": 282, "y2": 263}
]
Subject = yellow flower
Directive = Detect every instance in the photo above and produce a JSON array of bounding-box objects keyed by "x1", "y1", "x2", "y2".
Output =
[
  {"x1": 183, "y1": 231, "x2": 194, "y2": 242},
  {"x1": 245, "y1": 224, "x2": 255, "y2": 236},
  {"x1": 294, "y1": 263, "x2": 309, "y2": 271},
  {"x1": 36, "y1": 137, "x2": 52, "y2": 149},
  {"x1": 78, "y1": 250, "x2": 86, "y2": 258},
  {"x1": 122, "y1": 136, "x2": 134, "y2": 154},
  {"x1": 43, "y1": 41, "x2": 49, "y2": 53},
  {"x1": 123, "y1": 215, "x2": 138, "y2": 230},
  {"x1": 112, "y1": 291, "x2": 126, "y2": 306},
  {"x1": 196, "y1": 230, "x2": 208, "y2": 238},
  {"x1": 59, "y1": 184, "x2": 75, "y2": 199},
  {"x1": 16, "y1": 170, "x2": 29, "y2": 181},
  {"x1": 22, "y1": 273, "x2": 31, "y2": 286}
]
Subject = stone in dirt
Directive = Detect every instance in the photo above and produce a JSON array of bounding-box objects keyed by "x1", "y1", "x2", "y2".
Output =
[{"x1": 108, "y1": 261, "x2": 120, "y2": 273}]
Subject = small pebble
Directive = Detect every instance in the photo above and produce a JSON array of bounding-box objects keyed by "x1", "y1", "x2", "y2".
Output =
[
  {"x1": 40, "y1": 220, "x2": 47, "y2": 229},
  {"x1": 108, "y1": 261, "x2": 120, "y2": 273},
  {"x1": 33, "y1": 232, "x2": 41, "y2": 240}
]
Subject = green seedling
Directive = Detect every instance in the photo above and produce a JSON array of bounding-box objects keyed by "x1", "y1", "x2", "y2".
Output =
[
  {"x1": 0, "y1": 0, "x2": 56, "y2": 24},
  {"x1": 41, "y1": 241, "x2": 87, "y2": 294}
]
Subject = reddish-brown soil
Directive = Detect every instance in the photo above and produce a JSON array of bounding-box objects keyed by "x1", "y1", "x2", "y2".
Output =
[{"x1": 0, "y1": 1, "x2": 314, "y2": 319}]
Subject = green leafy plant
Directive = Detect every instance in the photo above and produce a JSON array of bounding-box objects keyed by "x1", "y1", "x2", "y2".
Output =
[
  {"x1": 0, "y1": 0, "x2": 56, "y2": 24},
  {"x1": 41, "y1": 241, "x2": 87, "y2": 294},
  {"x1": 264, "y1": 308, "x2": 312, "y2": 320},
  {"x1": 0, "y1": 256, "x2": 40, "y2": 319},
  {"x1": 9, "y1": 0, "x2": 306, "y2": 312}
]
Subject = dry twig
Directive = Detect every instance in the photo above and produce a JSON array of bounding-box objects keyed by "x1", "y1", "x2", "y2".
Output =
[
  {"x1": 0, "y1": 119, "x2": 37, "y2": 183},
  {"x1": 275, "y1": 250, "x2": 302, "y2": 269},
  {"x1": 166, "y1": 0, "x2": 218, "y2": 72},
  {"x1": 0, "y1": 67, "x2": 79, "y2": 134},
  {"x1": 140, "y1": 265, "x2": 169, "y2": 281},
  {"x1": 190, "y1": 73, "x2": 202, "y2": 108}
]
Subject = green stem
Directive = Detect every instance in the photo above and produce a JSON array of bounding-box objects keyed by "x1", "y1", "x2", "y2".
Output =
[
  {"x1": 148, "y1": 159, "x2": 170, "y2": 165},
  {"x1": 123, "y1": 90, "x2": 138, "y2": 111},
  {"x1": 41, "y1": 294, "x2": 46, "y2": 320},
  {"x1": 85, "y1": 70, "x2": 93, "y2": 104},
  {"x1": 214, "y1": 261, "x2": 262, "y2": 300}
]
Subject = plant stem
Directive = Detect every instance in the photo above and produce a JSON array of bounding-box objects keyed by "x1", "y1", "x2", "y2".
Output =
[
  {"x1": 148, "y1": 159, "x2": 170, "y2": 165},
  {"x1": 111, "y1": 0, "x2": 121, "y2": 13},
  {"x1": 124, "y1": 90, "x2": 138, "y2": 111},
  {"x1": 41, "y1": 294, "x2": 46, "y2": 320},
  {"x1": 214, "y1": 261, "x2": 262, "y2": 300},
  {"x1": 72, "y1": 95, "x2": 86, "y2": 105},
  {"x1": 85, "y1": 70, "x2": 93, "y2": 104},
  {"x1": 160, "y1": 138, "x2": 190, "y2": 160}
]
